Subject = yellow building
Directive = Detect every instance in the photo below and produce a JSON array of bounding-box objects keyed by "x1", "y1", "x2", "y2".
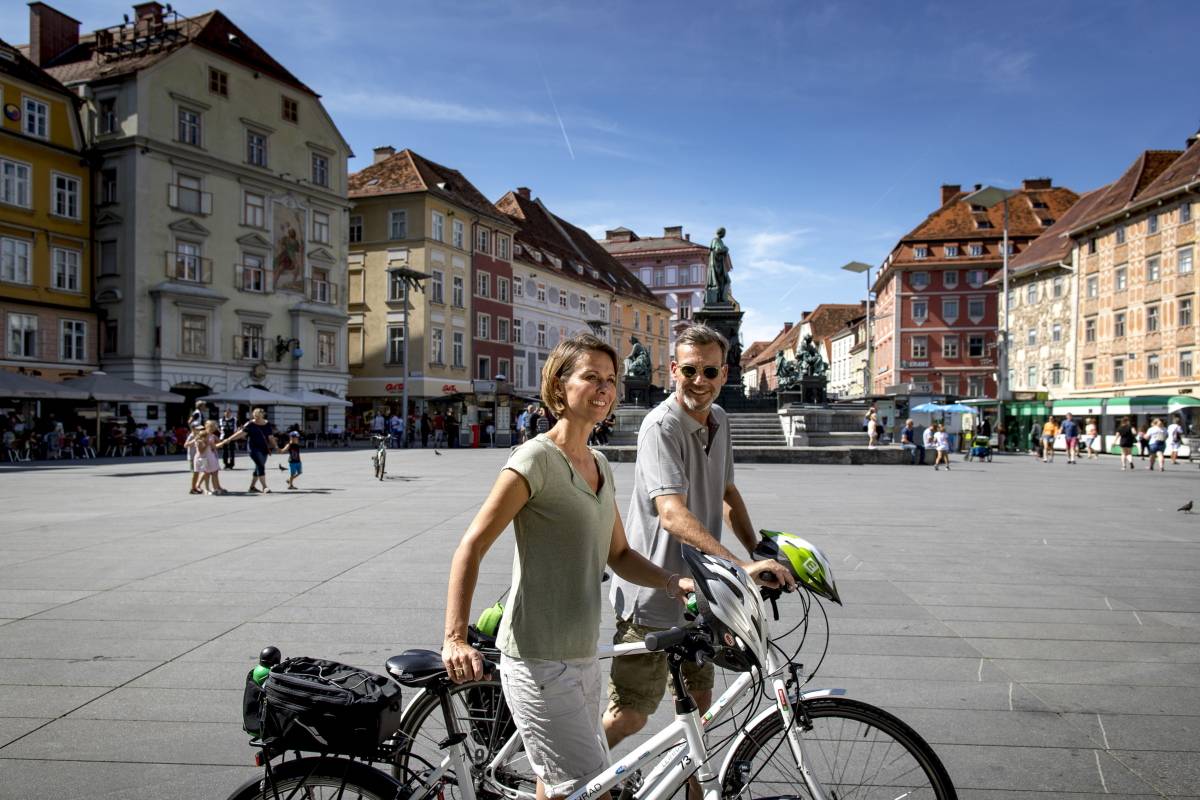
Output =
[{"x1": 0, "y1": 36, "x2": 95, "y2": 381}]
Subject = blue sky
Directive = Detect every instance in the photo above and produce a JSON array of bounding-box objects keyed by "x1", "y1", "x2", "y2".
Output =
[{"x1": 7, "y1": 1, "x2": 1200, "y2": 344}]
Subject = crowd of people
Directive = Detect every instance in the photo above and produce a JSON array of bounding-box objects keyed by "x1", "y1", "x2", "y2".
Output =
[
  {"x1": 370, "y1": 409, "x2": 460, "y2": 449},
  {"x1": 0, "y1": 410, "x2": 184, "y2": 462}
]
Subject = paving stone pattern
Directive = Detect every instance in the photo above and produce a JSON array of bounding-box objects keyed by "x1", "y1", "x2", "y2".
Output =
[{"x1": 1, "y1": 448, "x2": 1198, "y2": 798}]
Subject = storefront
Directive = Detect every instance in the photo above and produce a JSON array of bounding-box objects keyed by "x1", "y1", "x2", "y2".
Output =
[{"x1": 347, "y1": 377, "x2": 473, "y2": 437}]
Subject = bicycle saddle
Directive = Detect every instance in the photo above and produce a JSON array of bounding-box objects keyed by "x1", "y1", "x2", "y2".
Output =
[{"x1": 386, "y1": 650, "x2": 446, "y2": 687}]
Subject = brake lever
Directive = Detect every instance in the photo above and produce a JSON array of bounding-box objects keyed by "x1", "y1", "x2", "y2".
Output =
[{"x1": 769, "y1": 594, "x2": 780, "y2": 621}]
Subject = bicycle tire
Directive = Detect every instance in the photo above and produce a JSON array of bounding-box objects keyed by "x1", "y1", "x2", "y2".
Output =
[
  {"x1": 392, "y1": 679, "x2": 535, "y2": 800},
  {"x1": 377, "y1": 450, "x2": 386, "y2": 480},
  {"x1": 721, "y1": 696, "x2": 956, "y2": 800},
  {"x1": 224, "y1": 755, "x2": 402, "y2": 800}
]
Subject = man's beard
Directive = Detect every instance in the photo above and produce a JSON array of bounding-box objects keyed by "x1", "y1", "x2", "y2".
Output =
[{"x1": 679, "y1": 386, "x2": 715, "y2": 413}]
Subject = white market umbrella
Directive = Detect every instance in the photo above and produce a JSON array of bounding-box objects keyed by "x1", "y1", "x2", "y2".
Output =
[
  {"x1": 61, "y1": 371, "x2": 184, "y2": 445},
  {"x1": 287, "y1": 389, "x2": 352, "y2": 407},
  {"x1": 0, "y1": 371, "x2": 90, "y2": 400},
  {"x1": 199, "y1": 387, "x2": 305, "y2": 406}
]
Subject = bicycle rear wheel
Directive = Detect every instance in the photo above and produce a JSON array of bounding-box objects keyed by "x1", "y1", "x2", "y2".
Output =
[
  {"x1": 225, "y1": 755, "x2": 402, "y2": 800},
  {"x1": 393, "y1": 679, "x2": 535, "y2": 800},
  {"x1": 721, "y1": 696, "x2": 956, "y2": 800},
  {"x1": 376, "y1": 450, "x2": 386, "y2": 480}
]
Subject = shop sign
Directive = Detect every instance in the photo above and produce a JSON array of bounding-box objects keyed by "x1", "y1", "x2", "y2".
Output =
[
  {"x1": 473, "y1": 379, "x2": 497, "y2": 393},
  {"x1": 384, "y1": 383, "x2": 405, "y2": 393},
  {"x1": 902, "y1": 360, "x2": 930, "y2": 368},
  {"x1": 442, "y1": 383, "x2": 463, "y2": 394}
]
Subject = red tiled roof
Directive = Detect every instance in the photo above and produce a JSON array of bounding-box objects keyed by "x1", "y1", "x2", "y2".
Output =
[
  {"x1": 0, "y1": 37, "x2": 78, "y2": 101},
  {"x1": 602, "y1": 234, "x2": 710, "y2": 257},
  {"x1": 1008, "y1": 186, "x2": 1109, "y2": 275},
  {"x1": 739, "y1": 340, "x2": 770, "y2": 369},
  {"x1": 1069, "y1": 150, "x2": 1181, "y2": 232},
  {"x1": 749, "y1": 325, "x2": 800, "y2": 368},
  {"x1": 349, "y1": 149, "x2": 509, "y2": 226},
  {"x1": 904, "y1": 186, "x2": 1080, "y2": 243},
  {"x1": 1132, "y1": 140, "x2": 1200, "y2": 205},
  {"x1": 747, "y1": 303, "x2": 863, "y2": 368}
]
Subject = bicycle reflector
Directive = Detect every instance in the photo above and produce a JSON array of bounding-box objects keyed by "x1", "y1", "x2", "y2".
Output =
[{"x1": 755, "y1": 530, "x2": 842, "y2": 605}]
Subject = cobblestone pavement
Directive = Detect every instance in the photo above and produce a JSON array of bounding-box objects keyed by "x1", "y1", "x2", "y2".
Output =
[{"x1": 1, "y1": 447, "x2": 1198, "y2": 799}]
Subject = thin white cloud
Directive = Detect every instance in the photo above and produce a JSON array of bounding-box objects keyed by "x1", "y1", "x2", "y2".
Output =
[{"x1": 324, "y1": 90, "x2": 553, "y2": 126}]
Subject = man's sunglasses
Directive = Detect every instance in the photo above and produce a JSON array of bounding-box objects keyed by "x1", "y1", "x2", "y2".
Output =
[{"x1": 677, "y1": 364, "x2": 722, "y2": 380}]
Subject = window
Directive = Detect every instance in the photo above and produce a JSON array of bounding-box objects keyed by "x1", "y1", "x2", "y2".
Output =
[
  {"x1": 968, "y1": 334, "x2": 985, "y2": 357},
  {"x1": 282, "y1": 96, "x2": 298, "y2": 123},
  {"x1": 1181, "y1": 351, "x2": 1194, "y2": 378},
  {"x1": 1147, "y1": 255, "x2": 1160, "y2": 282},
  {"x1": 1083, "y1": 361, "x2": 1095, "y2": 386},
  {"x1": 911, "y1": 336, "x2": 927, "y2": 358},
  {"x1": 1085, "y1": 317, "x2": 1096, "y2": 343},
  {"x1": 1180, "y1": 298, "x2": 1193, "y2": 327},
  {"x1": 513, "y1": 318, "x2": 522, "y2": 344},
  {"x1": 968, "y1": 375, "x2": 986, "y2": 396},
  {"x1": 452, "y1": 219, "x2": 464, "y2": 249},
  {"x1": 1148, "y1": 213, "x2": 1158, "y2": 234},
  {"x1": 966, "y1": 269, "x2": 986, "y2": 287},
  {"x1": 230, "y1": 192, "x2": 258, "y2": 231},
  {"x1": 1114, "y1": 312, "x2": 1126, "y2": 337},
  {"x1": 536, "y1": 283, "x2": 546, "y2": 303},
  {"x1": 492, "y1": 277, "x2": 507, "y2": 303},
  {"x1": 1087, "y1": 275, "x2": 1099, "y2": 298},
  {"x1": 99, "y1": 97, "x2": 117, "y2": 134},
  {"x1": 1, "y1": 237, "x2": 32, "y2": 284},
  {"x1": 1007, "y1": 290, "x2": 1015, "y2": 309},
  {"x1": 23, "y1": 97, "x2": 48, "y2": 138},
  {"x1": 942, "y1": 335, "x2": 959, "y2": 358},
  {"x1": 968, "y1": 297, "x2": 985, "y2": 320},
  {"x1": 943, "y1": 270, "x2": 958, "y2": 288},
  {"x1": 349, "y1": 215, "x2": 362, "y2": 243},
  {"x1": 477, "y1": 272, "x2": 490, "y2": 298},
  {"x1": 1115, "y1": 266, "x2": 1127, "y2": 291},
  {"x1": 452, "y1": 276, "x2": 464, "y2": 307},
  {"x1": 52, "y1": 248, "x2": 81, "y2": 292},
  {"x1": 910, "y1": 271, "x2": 929, "y2": 289},
  {"x1": 430, "y1": 328, "x2": 444, "y2": 363},
  {"x1": 477, "y1": 228, "x2": 490, "y2": 254},
  {"x1": 177, "y1": 106, "x2": 201, "y2": 145},
  {"x1": 477, "y1": 355, "x2": 491, "y2": 380},
  {"x1": 634, "y1": 310, "x2": 641, "y2": 329},
  {"x1": 172, "y1": 173, "x2": 206, "y2": 215},
  {"x1": 1026, "y1": 365, "x2": 1037, "y2": 387},
  {"x1": 498, "y1": 318, "x2": 510, "y2": 342},
  {"x1": 1179, "y1": 246, "x2": 1193, "y2": 275},
  {"x1": 380, "y1": 209, "x2": 404, "y2": 240},
  {"x1": 452, "y1": 331, "x2": 464, "y2": 368},
  {"x1": 942, "y1": 376, "x2": 959, "y2": 395},
  {"x1": 976, "y1": 219, "x2": 993, "y2": 230},
  {"x1": 387, "y1": 325, "x2": 405, "y2": 364},
  {"x1": 317, "y1": 330, "x2": 336, "y2": 366},
  {"x1": 969, "y1": 244, "x2": 984, "y2": 257},
  {"x1": 181, "y1": 314, "x2": 207, "y2": 356},
  {"x1": 537, "y1": 322, "x2": 547, "y2": 348},
  {"x1": 239, "y1": 253, "x2": 266, "y2": 292},
  {"x1": 942, "y1": 298, "x2": 958, "y2": 322},
  {"x1": 1049, "y1": 365, "x2": 1063, "y2": 386},
  {"x1": 1113, "y1": 357, "x2": 1125, "y2": 384},
  {"x1": 100, "y1": 168, "x2": 117, "y2": 204},
  {"x1": 240, "y1": 323, "x2": 264, "y2": 360},
  {"x1": 559, "y1": 293, "x2": 568, "y2": 309},
  {"x1": 429, "y1": 269, "x2": 444, "y2": 304},
  {"x1": 103, "y1": 319, "x2": 117, "y2": 355},
  {"x1": 666, "y1": 266, "x2": 678, "y2": 284},
  {"x1": 312, "y1": 211, "x2": 330, "y2": 244},
  {"x1": 431, "y1": 211, "x2": 445, "y2": 242},
  {"x1": 7, "y1": 313, "x2": 36, "y2": 358},
  {"x1": 654, "y1": 269, "x2": 664, "y2": 287},
  {"x1": 679, "y1": 300, "x2": 691, "y2": 320},
  {"x1": 498, "y1": 359, "x2": 510, "y2": 381},
  {"x1": 1025, "y1": 285, "x2": 1037, "y2": 304},
  {"x1": 1147, "y1": 304, "x2": 1160, "y2": 332},
  {"x1": 913, "y1": 246, "x2": 928, "y2": 259},
  {"x1": 309, "y1": 267, "x2": 332, "y2": 304},
  {"x1": 1052, "y1": 323, "x2": 1062, "y2": 343},
  {"x1": 1027, "y1": 328, "x2": 1037, "y2": 346},
  {"x1": 1088, "y1": 237, "x2": 1097, "y2": 254},
  {"x1": 1183, "y1": 203, "x2": 1193, "y2": 224},
  {"x1": 1, "y1": 158, "x2": 32, "y2": 207},
  {"x1": 174, "y1": 240, "x2": 203, "y2": 282},
  {"x1": 1005, "y1": 242, "x2": 1015, "y2": 255},
  {"x1": 945, "y1": 245, "x2": 959, "y2": 259},
  {"x1": 99, "y1": 240, "x2": 117, "y2": 276},
  {"x1": 1052, "y1": 277, "x2": 1064, "y2": 298},
  {"x1": 497, "y1": 235, "x2": 510, "y2": 260},
  {"x1": 311, "y1": 153, "x2": 329, "y2": 187},
  {"x1": 208, "y1": 67, "x2": 228, "y2": 97},
  {"x1": 1116, "y1": 225, "x2": 1126, "y2": 245},
  {"x1": 1147, "y1": 354, "x2": 1160, "y2": 381},
  {"x1": 478, "y1": 313, "x2": 490, "y2": 339},
  {"x1": 52, "y1": 173, "x2": 81, "y2": 219},
  {"x1": 244, "y1": 130, "x2": 267, "y2": 167}
]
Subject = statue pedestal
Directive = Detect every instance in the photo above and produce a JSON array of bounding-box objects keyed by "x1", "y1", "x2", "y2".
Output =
[
  {"x1": 693, "y1": 302, "x2": 745, "y2": 404},
  {"x1": 622, "y1": 376, "x2": 651, "y2": 406},
  {"x1": 778, "y1": 404, "x2": 835, "y2": 447},
  {"x1": 777, "y1": 379, "x2": 828, "y2": 406}
]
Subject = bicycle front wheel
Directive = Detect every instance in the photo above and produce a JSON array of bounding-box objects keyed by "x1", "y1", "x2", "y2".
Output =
[
  {"x1": 722, "y1": 696, "x2": 956, "y2": 800},
  {"x1": 393, "y1": 679, "x2": 535, "y2": 800},
  {"x1": 376, "y1": 450, "x2": 386, "y2": 480},
  {"x1": 225, "y1": 755, "x2": 402, "y2": 800}
]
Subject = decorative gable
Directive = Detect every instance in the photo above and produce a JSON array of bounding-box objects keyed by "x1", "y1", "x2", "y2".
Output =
[{"x1": 168, "y1": 217, "x2": 211, "y2": 237}]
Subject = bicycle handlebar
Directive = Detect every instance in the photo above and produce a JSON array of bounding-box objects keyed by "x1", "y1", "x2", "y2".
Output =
[{"x1": 644, "y1": 626, "x2": 689, "y2": 652}]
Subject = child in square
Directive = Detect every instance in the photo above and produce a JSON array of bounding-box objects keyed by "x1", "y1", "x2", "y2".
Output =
[{"x1": 284, "y1": 431, "x2": 303, "y2": 489}]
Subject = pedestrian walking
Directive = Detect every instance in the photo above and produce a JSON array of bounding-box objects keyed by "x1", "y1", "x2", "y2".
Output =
[
  {"x1": 420, "y1": 412, "x2": 432, "y2": 448},
  {"x1": 1060, "y1": 413, "x2": 1080, "y2": 464},
  {"x1": 867, "y1": 412, "x2": 879, "y2": 449},
  {"x1": 445, "y1": 412, "x2": 459, "y2": 447},
  {"x1": 432, "y1": 411, "x2": 446, "y2": 448},
  {"x1": 219, "y1": 407, "x2": 238, "y2": 469},
  {"x1": 933, "y1": 423, "x2": 951, "y2": 470},
  {"x1": 186, "y1": 400, "x2": 207, "y2": 493},
  {"x1": 1167, "y1": 414, "x2": 1185, "y2": 466},
  {"x1": 388, "y1": 412, "x2": 403, "y2": 449},
  {"x1": 1085, "y1": 417, "x2": 1100, "y2": 459},
  {"x1": 1146, "y1": 418, "x2": 1167, "y2": 471},
  {"x1": 221, "y1": 408, "x2": 280, "y2": 493},
  {"x1": 1117, "y1": 416, "x2": 1137, "y2": 470},
  {"x1": 1137, "y1": 425, "x2": 1149, "y2": 460},
  {"x1": 283, "y1": 431, "x2": 303, "y2": 489},
  {"x1": 1041, "y1": 416, "x2": 1059, "y2": 463}
]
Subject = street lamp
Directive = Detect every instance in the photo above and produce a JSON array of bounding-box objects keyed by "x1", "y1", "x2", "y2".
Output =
[
  {"x1": 961, "y1": 186, "x2": 1017, "y2": 435},
  {"x1": 390, "y1": 266, "x2": 428, "y2": 433},
  {"x1": 841, "y1": 261, "x2": 873, "y2": 397}
]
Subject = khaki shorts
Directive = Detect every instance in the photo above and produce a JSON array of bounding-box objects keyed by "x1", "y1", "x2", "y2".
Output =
[
  {"x1": 607, "y1": 618, "x2": 714, "y2": 717},
  {"x1": 499, "y1": 654, "x2": 608, "y2": 797}
]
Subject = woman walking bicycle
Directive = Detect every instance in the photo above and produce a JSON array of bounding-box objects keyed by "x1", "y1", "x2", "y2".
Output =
[{"x1": 441, "y1": 333, "x2": 692, "y2": 800}]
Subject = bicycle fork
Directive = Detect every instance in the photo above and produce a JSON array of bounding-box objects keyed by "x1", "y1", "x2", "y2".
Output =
[{"x1": 768, "y1": 668, "x2": 830, "y2": 800}]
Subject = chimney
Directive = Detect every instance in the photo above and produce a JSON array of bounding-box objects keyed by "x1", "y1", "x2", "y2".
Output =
[
  {"x1": 782, "y1": 322, "x2": 793, "y2": 332},
  {"x1": 940, "y1": 184, "x2": 961, "y2": 205},
  {"x1": 663, "y1": 225, "x2": 683, "y2": 239},
  {"x1": 1021, "y1": 177, "x2": 1052, "y2": 190},
  {"x1": 1186, "y1": 125, "x2": 1200, "y2": 149},
  {"x1": 605, "y1": 228, "x2": 635, "y2": 243},
  {"x1": 132, "y1": 1, "x2": 164, "y2": 34},
  {"x1": 372, "y1": 146, "x2": 395, "y2": 164},
  {"x1": 685, "y1": 233, "x2": 691, "y2": 241},
  {"x1": 28, "y1": 3, "x2": 80, "y2": 67},
  {"x1": 516, "y1": 187, "x2": 531, "y2": 200}
]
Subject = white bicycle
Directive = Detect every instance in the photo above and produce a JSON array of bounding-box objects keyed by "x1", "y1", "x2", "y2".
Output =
[{"x1": 372, "y1": 434, "x2": 388, "y2": 481}]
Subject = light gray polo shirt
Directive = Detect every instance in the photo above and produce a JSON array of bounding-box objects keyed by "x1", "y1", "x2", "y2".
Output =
[{"x1": 610, "y1": 397, "x2": 734, "y2": 628}]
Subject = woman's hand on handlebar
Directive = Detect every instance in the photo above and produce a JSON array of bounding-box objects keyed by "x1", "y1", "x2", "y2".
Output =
[
  {"x1": 745, "y1": 558, "x2": 796, "y2": 591},
  {"x1": 442, "y1": 636, "x2": 485, "y2": 684}
]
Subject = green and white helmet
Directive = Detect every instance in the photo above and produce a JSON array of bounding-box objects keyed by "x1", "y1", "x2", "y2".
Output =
[{"x1": 755, "y1": 530, "x2": 842, "y2": 605}]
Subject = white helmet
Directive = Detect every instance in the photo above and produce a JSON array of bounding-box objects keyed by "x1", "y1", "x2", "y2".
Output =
[{"x1": 683, "y1": 548, "x2": 769, "y2": 672}]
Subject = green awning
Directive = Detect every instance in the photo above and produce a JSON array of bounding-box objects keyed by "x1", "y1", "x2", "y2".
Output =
[
  {"x1": 1168, "y1": 395, "x2": 1200, "y2": 413},
  {"x1": 1052, "y1": 398, "x2": 1105, "y2": 415},
  {"x1": 1006, "y1": 401, "x2": 1050, "y2": 417}
]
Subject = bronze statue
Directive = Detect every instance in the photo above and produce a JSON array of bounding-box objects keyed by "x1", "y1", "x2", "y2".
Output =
[
  {"x1": 797, "y1": 334, "x2": 828, "y2": 379},
  {"x1": 707, "y1": 227, "x2": 731, "y2": 304},
  {"x1": 623, "y1": 335, "x2": 651, "y2": 380}
]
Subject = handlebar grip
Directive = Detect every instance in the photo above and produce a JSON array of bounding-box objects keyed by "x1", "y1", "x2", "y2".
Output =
[{"x1": 644, "y1": 626, "x2": 688, "y2": 652}]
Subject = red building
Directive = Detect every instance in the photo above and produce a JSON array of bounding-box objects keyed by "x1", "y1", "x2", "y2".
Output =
[
  {"x1": 471, "y1": 210, "x2": 518, "y2": 383},
  {"x1": 872, "y1": 180, "x2": 1079, "y2": 397}
]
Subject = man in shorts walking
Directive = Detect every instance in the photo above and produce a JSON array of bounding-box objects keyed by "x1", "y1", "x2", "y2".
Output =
[
  {"x1": 1060, "y1": 412, "x2": 1080, "y2": 465},
  {"x1": 604, "y1": 324, "x2": 795, "y2": 758}
]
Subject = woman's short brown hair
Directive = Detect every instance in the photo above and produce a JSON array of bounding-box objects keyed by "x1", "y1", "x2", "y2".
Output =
[{"x1": 540, "y1": 333, "x2": 619, "y2": 417}]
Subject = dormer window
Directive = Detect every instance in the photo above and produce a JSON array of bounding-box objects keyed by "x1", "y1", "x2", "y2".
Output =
[
  {"x1": 945, "y1": 245, "x2": 959, "y2": 258},
  {"x1": 969, "y1": 244, "x2": 984, "y2": 257},
  {"x1": 975, "y1": 219, "x2": 993, "y2": 230},
  {"x1": 1031, "y1": 200, "x2": 1048, "y2": 209},
  {"x1": 913, "y1": 246, "x2": 928, "y2": 260}
]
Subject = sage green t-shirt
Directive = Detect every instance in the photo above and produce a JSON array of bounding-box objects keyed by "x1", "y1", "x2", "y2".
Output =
[{"x1": 496, "y1": 435, "x2": 615, "y2": 660}]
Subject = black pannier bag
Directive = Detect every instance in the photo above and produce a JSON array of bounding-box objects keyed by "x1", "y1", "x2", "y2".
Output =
[{"x1": 246, "y1": 656, "x2": 403, "y2": 756}]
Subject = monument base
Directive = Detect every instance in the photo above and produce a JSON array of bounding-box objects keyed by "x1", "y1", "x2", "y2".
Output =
[
  {"x1": 622, "y1": 377, "x2": 651, "y2": 407},
  {"x1": 693, "y1": 302, "x2": 745, "y2": 393}
]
